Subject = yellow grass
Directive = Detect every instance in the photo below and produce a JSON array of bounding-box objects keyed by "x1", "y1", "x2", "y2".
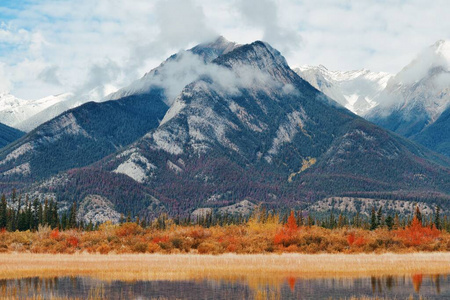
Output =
[{"x1": 0, "y1": 252, "x2": 449, "y2": 282}]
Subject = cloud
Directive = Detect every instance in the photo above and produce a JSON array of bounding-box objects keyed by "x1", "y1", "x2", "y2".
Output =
[
  {"x1": 0, "y1": 63, "x2": 12, "y2": 93},
  {"x1": 237, "y1": 0, "x2": 302, "y2": 55},
  {"x1": 1, "y1": 0, "x2": 450, "y2": 101},
  {"x1": 38, "y1": 65, "x2": 62, "y2": 86},
  {"x1": 155, "y1": 0, "x2": 217, "y2": 49}
]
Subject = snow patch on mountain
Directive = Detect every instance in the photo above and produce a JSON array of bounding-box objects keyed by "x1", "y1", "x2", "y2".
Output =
[
  {"x1": 149, "y1": 126, "x2": 186, "y2": 155},
  {"x1": 267, "y1": 109, "x2": 309, "y2": 159},
  {"x1": 2, "y1": 162, "x2": 30, "y2": 176},
  {"x1": 160, "y1": 95, "x2": 186, "y2": 126},
  {"x1": 229, "y1": 101, "x2": 267, "y2": 132},
  {"x1": 0, "y1": 142, "x2": 33, "y2": 165},
  {"x1": 113, "y1": 149, "x2": 156, "y2": 183},
  {"x1": 36, "y1": 113, "x2": 90, "y2": 143},
  {"x1": 77, "y1": 195, "x2": 121, "y2": 224},
  {"x1": 167, "y1": 160, "x2": 183, "y2": 174}
]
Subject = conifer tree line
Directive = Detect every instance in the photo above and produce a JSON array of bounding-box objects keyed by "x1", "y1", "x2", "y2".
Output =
[
  {"x1": 0, "y1": 190, "x2": 78, "y2": 231},
  {"x1": 129, "y1": 205, "x2": 450, "y2": 233},
  {"x1": 1, "y1": 190, "x2": 449, "y2": 232}
]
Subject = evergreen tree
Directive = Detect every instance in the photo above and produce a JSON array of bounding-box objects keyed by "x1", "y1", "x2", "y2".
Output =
[
  {"x1": 385, "y1": 214, "x2": 393, "y2": 230},
  {"x1": 434, "y1": 206, "x2": 441, "y2": 230},
  {"x1": 61, "y1": 212, "x2": 68, "y2": 230},
  {"x1": 32, "y1": 199, "x2": 40, "y2": 230},
  {"x1": 393, "y1": 213, "x2": 400, "y2": 230},
  {"x1": 370, "y1": 207, "x2": 377, "y2": 230},
  {"x1": 68, "y1": 202, "x2": 78, "y2": 228},
  {"x1": 0, "y1": 194, "x2": 7, "y2": 229},
  {"x1": 377, "y1": 206, "x2": 383, "y2": 227},
  {"x1": 415, "y1": 205, "x2": 422, "y2": 224}
]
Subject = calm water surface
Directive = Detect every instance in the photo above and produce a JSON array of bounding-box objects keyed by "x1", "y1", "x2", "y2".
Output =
[{"x1": 1, "y1": 274, "x2": 448, "y2": 299}]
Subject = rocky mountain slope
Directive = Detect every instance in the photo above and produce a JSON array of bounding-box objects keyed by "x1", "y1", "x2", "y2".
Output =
[
  {"x1": 24, "y1": 40, "x2": 450, "y2": 220},
  {"x1": 0, "y1": 37, "x2": 239, "y2": 185}
]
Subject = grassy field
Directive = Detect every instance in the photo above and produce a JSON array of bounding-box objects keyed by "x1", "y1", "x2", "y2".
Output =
[{"x1": 0, "y1": 252, "x2": 449, "y2": 281}]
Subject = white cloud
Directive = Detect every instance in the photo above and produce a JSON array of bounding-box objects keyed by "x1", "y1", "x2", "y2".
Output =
[{"x1": 1, "y1": 0, "x2": 450, "y2": 100}]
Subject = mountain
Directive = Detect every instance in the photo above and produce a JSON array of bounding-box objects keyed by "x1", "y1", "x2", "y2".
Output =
[
  {"x1": 412, "y1": 105, "x2": 450, "y2": 156},
  {"x1": 0, "y1": 92, "x2": 74, "y2": 132},
  {"x1": 23, "y1": 40, "x2": 450, "y2": 220},
  {"x1": 0, "y1": 122, "x2": 24, "y2": 149},
  {"x1": 107, "y1": 36, "x2": 239, "y2": 103},
  {"x1": 366, "y1": 40, "x2": 450, "y2": 139},
  {"x1": 295, "y1": 65, "x2": 392, "y2": 115},
  {"x1": 0, "y1": 37, "x2": 239, "y2": 185}
]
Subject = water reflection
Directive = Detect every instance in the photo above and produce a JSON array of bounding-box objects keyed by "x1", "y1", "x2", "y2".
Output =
[{"x1": 0, "y1": 274, "x2": 448, "y2": 299}]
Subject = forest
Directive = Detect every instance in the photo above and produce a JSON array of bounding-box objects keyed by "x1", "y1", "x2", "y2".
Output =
[{"x1": 0, "y1": 189, "x2": 448, "y2": 255}]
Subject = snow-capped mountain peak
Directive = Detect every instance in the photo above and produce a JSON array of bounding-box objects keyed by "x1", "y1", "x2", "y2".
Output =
[
  {"x1": 295, "y1": 65, "x2": 392, "y2": 115},
  {"x1": 367, "y1": 40, "x2": 450, "y2": 139},
  {"x1": 0, "y1": 92, "x2": 73, "y2": 132},
  {"x1": 106, "y1": 36, "x2": 240, "y2": 104}
]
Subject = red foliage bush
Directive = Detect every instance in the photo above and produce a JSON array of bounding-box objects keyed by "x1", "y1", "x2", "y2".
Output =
[
  {"x1": 354, "y1": 237, "x2": 366, "y2": 246},
  {"x1": 152, "y1": 236, "x2": 169, "y2": 244},
  {"x1": 274, "y1": 212, "x2": 299, "y2": 247},
  {"x1": 50, "y1": 229, "x2": 60, "y2": 240},
  {"x1": 396, "y1": 217, "x2": 441, "y2": 246},
  {"x1": 67, "y1": 236, "x2": 79, "y2": 247},
  {"x1": 347, "y1": 233, "x2": 355, "y2": 246}
]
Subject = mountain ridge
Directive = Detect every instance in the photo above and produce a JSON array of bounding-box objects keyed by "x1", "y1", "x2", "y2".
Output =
[{"x1": 22, "y1": 39, "x2": 450, "y2": 220}]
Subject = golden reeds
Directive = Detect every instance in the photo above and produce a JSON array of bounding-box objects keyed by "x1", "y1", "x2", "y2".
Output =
[{"x1": 0, "y1": 252, "x2": 449, "y2": 282}]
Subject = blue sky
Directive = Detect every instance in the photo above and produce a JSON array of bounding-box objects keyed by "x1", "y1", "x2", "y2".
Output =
[{"x1": 1, "y1": 0, "x2": 449, "y2": 99}]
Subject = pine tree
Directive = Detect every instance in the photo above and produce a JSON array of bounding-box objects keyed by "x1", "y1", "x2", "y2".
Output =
[
  {"x1": 393, "y1": 213, "x2": 400, "y2": 230},
  {"x1": 415, "y1": 205, "x2": 422, "y2": 224},
  {"x1": 385, "y1": 214, "x2": 393, "y2": 230},
  {"x1": 377, "y1": 206, "x2": 383, "y2": 227},
  {"x1": 68, "y1": 202, "x2": 77, "y2": 228},
  {"x1": 32, "y1": 198, "x2": 40, "y2": 230},
  {"x1": 370, "y1": 207, "x2": 377, "y2": 230},
  {"x1": 434, "y1": 206, "x2": 441, "y2": 230},
  {"x1": 0, "y1": 194, "x2": 7, "y2": 229}
]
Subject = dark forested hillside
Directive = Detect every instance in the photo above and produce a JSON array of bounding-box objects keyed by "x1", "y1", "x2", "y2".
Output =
[
  {"x1": 0, "y1": 122, "x2": 24, "y2": 149},
  {"x1": 0, "y1": 90, "x2": 168, "y2": 181},
  {"x1": 412, "y1": 105, "x2": 450, "y2": 157}
]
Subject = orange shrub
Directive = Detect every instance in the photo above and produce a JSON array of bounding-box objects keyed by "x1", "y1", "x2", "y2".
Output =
[
  {"x1": 152, "y1": 236, "x2": 169, "y2": 244},
  {"x1": 50, "y1": 229, "x2": 60, "y2": 240},
  {"x1": 274, "y1": 211, "x2": 299, "y2": 247},
  {"x1": 67, "y1": 236, "x2": 79, "y2": 248},
  {"x1": 96, "y1": 243, "x2": 111, "y2": 254},
  {"x1": 115, "y1": 223, "x2": 141, "y2": 237},
  {"x1": 354, "y1": 236, "x2": 366, "y2": 246},
  {"x1": 347, "y1": 233, "x2": 355, "y2": 246},
  {"x1": 396, "y1": 217, "x2": 441, "y2": 247}
]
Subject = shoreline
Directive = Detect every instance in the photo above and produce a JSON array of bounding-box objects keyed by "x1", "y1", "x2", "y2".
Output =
[{"x1": 1, "y1": 252, "x2": 449, "y2": 281}]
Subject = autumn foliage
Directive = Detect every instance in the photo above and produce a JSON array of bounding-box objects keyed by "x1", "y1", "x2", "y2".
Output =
[
  {"x1": 395, "y1": 217, "x2": 441, "y2": 246},
  {"x1": 274, "y1": 211, "x2": 299, "y2": 246},
  {"x1": 0, "y1": 215, "x2": 448, "y2": 254}
]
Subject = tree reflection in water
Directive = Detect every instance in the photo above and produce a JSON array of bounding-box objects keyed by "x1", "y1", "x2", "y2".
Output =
[{"x1": 0, "y1": 274, "x2": 447, "y2": 299}]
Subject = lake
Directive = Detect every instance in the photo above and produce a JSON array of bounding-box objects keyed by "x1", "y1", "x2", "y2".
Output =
[{"x1": 1, "y1": 274, "x2": 448, "y2": 299}]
